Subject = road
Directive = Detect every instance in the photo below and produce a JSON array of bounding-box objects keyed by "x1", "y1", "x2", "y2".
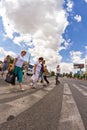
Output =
[{"x1": 0, "y1": 76, "x2": 87, "y2": 130}]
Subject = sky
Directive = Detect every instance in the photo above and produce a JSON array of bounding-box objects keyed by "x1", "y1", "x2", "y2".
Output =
[{"x1": 0, "y1": 0, "x2": 87, "y2": 74}]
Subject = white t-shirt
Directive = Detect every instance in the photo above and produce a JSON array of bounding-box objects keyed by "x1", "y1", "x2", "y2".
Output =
[
  {"x1": 15, "y1": 55, "x2": 25, "y2": 68},
  {"x1": 56, "y1": 67, "x2": 60, "y2": 74},
  {"x1": 33, "y1": 61, "x2": 41, "y2": 73}
]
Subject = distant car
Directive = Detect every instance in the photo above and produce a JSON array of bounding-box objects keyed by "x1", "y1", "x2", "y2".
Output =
[
  {"x1": 26, "y1": 67, "x2": 33, "y2": 76},
  {"x1": 22, "y1": 64, "x2": 33, "y2": 76}
]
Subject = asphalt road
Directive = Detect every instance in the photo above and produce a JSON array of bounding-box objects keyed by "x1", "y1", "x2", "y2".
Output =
[
  {"x1": 0, "y1": 77, "x2": 87, "y2": 130},
  {"x1": 0, "y1": 77, "x2": 63, "y2": 130},
  {"x1": 64, "y1": 78, "x2": 87, "y2": 130}
]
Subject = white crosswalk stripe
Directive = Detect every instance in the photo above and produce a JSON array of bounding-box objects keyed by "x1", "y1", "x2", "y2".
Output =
[
  {"x1": 0, "y1": 84, "x2": 55, "y2": 124},
  {"x1": 58, "y1": 83, "x2": 85, "y2": 130},
  {"x1": 1, "y1": 79, "x2": 86, "y2": 129},
  {"x1": 80, "y1": 84, "x2": 87, "y2": 90},
  {"x1": 73, "y1": 84, "x2": 87, "y2": 96}
]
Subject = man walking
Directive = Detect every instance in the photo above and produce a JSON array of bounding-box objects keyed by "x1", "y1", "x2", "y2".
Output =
[{"x1": 55, "y1": 65, "x2": 60, "y2": 85}]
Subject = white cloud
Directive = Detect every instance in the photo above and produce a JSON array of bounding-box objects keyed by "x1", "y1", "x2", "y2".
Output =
[
  {"x1": 60, "y1": 62, "x2": 73, "y2": 74},
  {"x1": 0, "y1": 1, "x2": 17, "y2": 39},
  {"x1": 0, "y1": 47, "x2": 16, "y2": 61},
  {"x1": 85, "y1": 46, "x2": 87, "y2": 50},
  {"x1": 66, "y1": 0, "x2": 74, "y2": 12},
  {"x1": 13, "y1": 34, "x2": 33, "y2": 46},
  {"x1": 84, "y1": 0, "x2": 87, "y2": 3},
  {"x1": 85, "y1": 46, "x2": 87, "y2": 59},
  {"x1": 59, "y1": 38, "x2": 72, "y2": 51},
  {"x1": 58, "y1": 51, "x2": 85, "y2": 74},
  {"x1": 0, "y1": 0, "x2": 69, "y2": 72},
  {"x1": 70, "y1": 51, "x2": 84, "y2": 63},
  {"x1": 74, "y1": 15, "x2": 82, "y2": 22}
]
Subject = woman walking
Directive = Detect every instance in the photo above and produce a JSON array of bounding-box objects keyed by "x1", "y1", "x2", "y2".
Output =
[
  {"x1": 13, "y1": 50, "x2": 29, "y2": 91},
  {"x1": 1, "y1": 55, "x2": 10, "y2": 78},
  {"x1": 43, "y1": 65, "x2": 49, "y2": 85}
]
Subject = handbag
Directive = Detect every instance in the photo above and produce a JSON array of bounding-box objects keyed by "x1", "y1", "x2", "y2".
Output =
[{"x1": 5, "y1": 71, "x2": 16, "y2": 85}]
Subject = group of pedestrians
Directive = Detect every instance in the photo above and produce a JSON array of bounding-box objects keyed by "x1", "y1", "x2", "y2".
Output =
[
  {"x1": 0, "y1": 50, "x2": 60, "y2": 91},
  {"x1": 30, "y1": 57, "x2": 49, "y2": 89},
  {"x1": 0, "y1": 50, "x2": 29, "y2": 90},
  {"x1": 0, "y1": 50, "x2": 50, "y2": 91}
]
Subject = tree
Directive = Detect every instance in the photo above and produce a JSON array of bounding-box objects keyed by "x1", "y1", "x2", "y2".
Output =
[{"x1": 50, "y1": 71, "x2": 55, "y2": 76}]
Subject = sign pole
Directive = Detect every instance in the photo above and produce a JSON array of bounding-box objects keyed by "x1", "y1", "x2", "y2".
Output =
[{"x1": 28, "y1": 53, "x2": 31, "y2": 62}]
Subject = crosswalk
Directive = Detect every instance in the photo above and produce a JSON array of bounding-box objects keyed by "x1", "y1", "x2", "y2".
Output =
[
  {"x1": 72, "y1": 84, "x2": 87, "y2": 96},
  {"x1": 58, "y1": 83, "x2": 86, "y2": 130},
  {"x1": 0, "y1": 79, "x2": 87, "y2": 129},
  {"x1": 0, "y1": 81, "x2": 55, "y2": 124}
]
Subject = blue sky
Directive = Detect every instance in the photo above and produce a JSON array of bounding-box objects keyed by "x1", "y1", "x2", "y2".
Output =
[
  {"x1": 0, "y1": 0, "x2": 87, "y2": 73},
  {"x1": 61, "y1": 0, "x2": 87, "y2": 61}
]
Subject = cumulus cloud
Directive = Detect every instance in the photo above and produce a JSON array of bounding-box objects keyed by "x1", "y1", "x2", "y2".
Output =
[
  {"x1": 85, "y1": 46, "x2": 87, "y2": 59},
  {"x1": 84, "y1": 0, "x2": 87, "y2": 3},
  {"x1": 0, "y1": 0, "x2": 70, "y2": 72},
  {"x1": 70, "y1": 48, "x2": 87, "y2": 73},
  {"x1": 85, "y1": 46, "x2": 87, "y2": 50},
  {"x1": 74, "y1": 15, "x2": 82, "y2": 22},
  {"x1": 13, "y1": 34, "x2": 33, "y2": 46},
  {"x1": 60, "y1": 51, "x2": 85, "y2": 74},
  {"x1": 66, "y1": 0, "x2": 74, "y2": 12},
  {"x1": 0, "y1": 47, "x2": 16, "y2": 61},
  {"x1": 70, "y1": 51, "x2": 84, "y2": 63},
  {"x1": 59, "y1": 38, "x2": 72, "y2": 51},
  {"x1": 60, "y1": 62, "x2": 73, "y2": 74}
]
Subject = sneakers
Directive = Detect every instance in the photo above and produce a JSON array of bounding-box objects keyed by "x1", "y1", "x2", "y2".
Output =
[
  {"x1": 31, "y1": 86, "x2": 36, "y2": 89},
  {"x1": 31, "y1": 84, "x2": 36, "y2": 89},
  {"x1": 20, "y1": 88, "x2": 25, "y2": 91},
  {"x1": 43, "y1": 84, "x2": 47, "y2": 86},
  {"x1": 30, "y1": 82, "x2": 33, "y2": 86}
]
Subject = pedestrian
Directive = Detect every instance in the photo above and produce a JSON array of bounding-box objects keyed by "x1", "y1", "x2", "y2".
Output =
[
  {"x1": 12, "y1": 50, "x2": 29, "y2": 91},
  {"x1": 55, "y1": 65, "x2": 60, "y2": 85},
  {"x1": 30, "y1": 57, "x2": 43, "y2": 88},
  {"x1": 39, "y1": 60, "x2": 45, "y2": 83},
  {"x1": 1, "y1": 55, "x2": 10, "y2": 78},
  {"x1": 43, "y1": 65, "x2": 49, "y2": 86}
]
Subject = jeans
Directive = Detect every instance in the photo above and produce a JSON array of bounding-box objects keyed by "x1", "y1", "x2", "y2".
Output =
[{"x1": 55, "y1": 73, "x2": 60, "y2": 85}]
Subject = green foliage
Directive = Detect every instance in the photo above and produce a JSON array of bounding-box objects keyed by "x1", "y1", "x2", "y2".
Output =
[{"x1": 50, "y1": 71, "x2": 55, "y2": 76}]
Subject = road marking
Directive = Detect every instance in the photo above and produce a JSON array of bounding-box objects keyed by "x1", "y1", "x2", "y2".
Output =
[
  {"x1": 80, "y1": 84, "x2": 87, "y2": 90},
  {"x1": 73, "y1": 84, "x2": 87, "y2": 96},
  {"x1": 44, "y1": 86, "x2": 54, "y2": 91},
  {"x1": 0, "y1": 85, "x2": 55, "y2": 124},
  {"x1": 58, "y1": 83, "x2": 85, "y2": 130}
]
